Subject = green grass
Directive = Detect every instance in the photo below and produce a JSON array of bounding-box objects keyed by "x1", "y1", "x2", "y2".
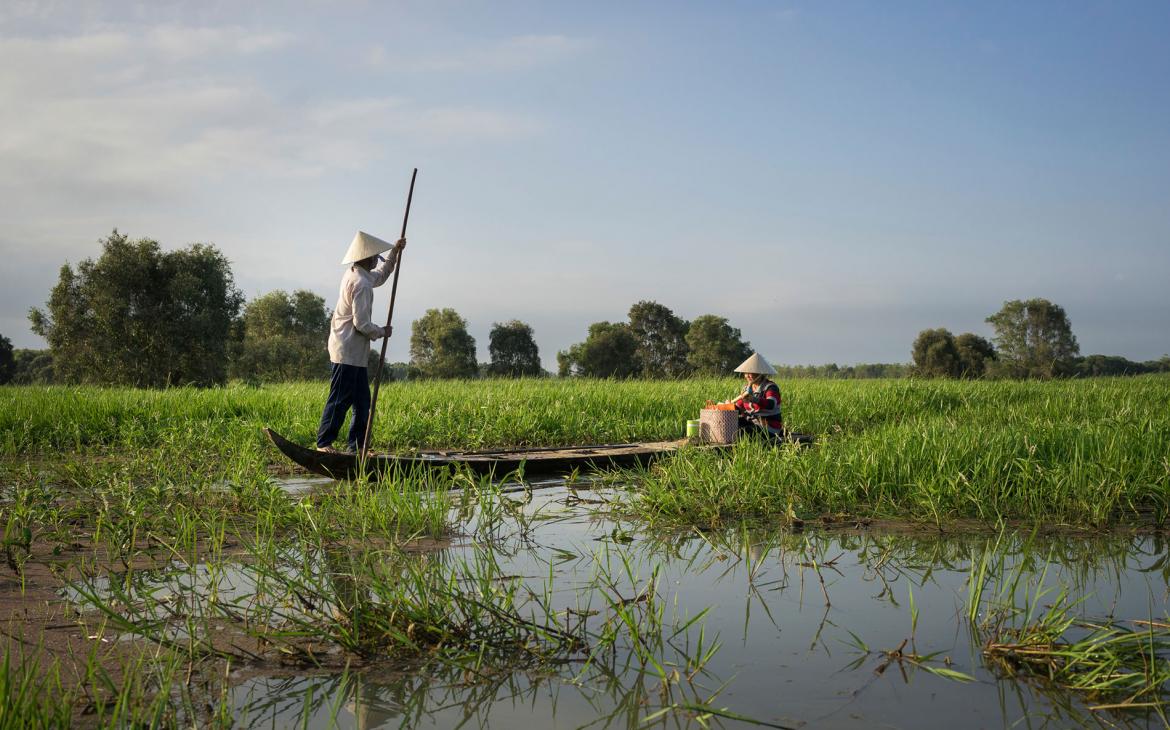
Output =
[
  {"x1": 7, "y1": 376, "x2": 1166, "y2": 725},
  {"x1": 3, "y1": 375, "x2": 1169, "y2": 525},
  {"x1": 0, "y1": 645, "x2": 71, "y2": 730},
  {"x1": 630, "y1": 376, "x2": 1170, "y2": 526},
  {"x1": 0, "y1": 378, "x2": 712, "y2": 457},
  {"x1": 967, "y1": 538, "x2": 1170, "y2": 718}
]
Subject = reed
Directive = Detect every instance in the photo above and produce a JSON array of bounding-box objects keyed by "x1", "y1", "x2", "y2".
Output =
[
  {"x1": 629, "y1": 376, "x2": 1170, "y2": 526},
  {"x1": 4, "y1": 375, "x2": 1168, "y2": 526},
  {"x1": 965, "y1": 536, "x2": 1170, "y2": 718},
  {"x1": 0, "y1": 645, "x2": 71, "y2": 729},
  {"x1": 1, "y1": 377, "x2": 1168, "y2": 723}
]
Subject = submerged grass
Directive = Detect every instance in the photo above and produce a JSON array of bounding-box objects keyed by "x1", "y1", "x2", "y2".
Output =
[
  {"x1": 63, "y1": 520, "x2": 745, "y2": 727},
  {"x1": 984, "y1": 604, "x2": 1170, "y2": 714},
  {"x1": 967, "y1": 539, "x2": 1170, "y2": 719},
  {"x1": 1, "y1": 376, "x2": 1169, "y2": 723}
]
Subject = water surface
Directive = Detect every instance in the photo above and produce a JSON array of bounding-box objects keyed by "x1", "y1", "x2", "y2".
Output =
[{"x1": 70, "y1": 482, "x2": 1170, "y2": 728}]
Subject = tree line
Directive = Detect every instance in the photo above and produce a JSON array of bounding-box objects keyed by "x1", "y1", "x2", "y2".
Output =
[
  {"x1": 3, "y1": 231, "x2": 1165, "y2": 386},
  {"x1": 7, "y1": 231, "x2": 765, "y2": 385},
  {"x1": 8, "y1": 231, "x2": 543, "y2": 386},
  {"x1": 555, "y1": 302, "x2": 753, "y2": 378},
  {"x1": 912, "y1": 298, "x2": 1170, "y2": 379}
]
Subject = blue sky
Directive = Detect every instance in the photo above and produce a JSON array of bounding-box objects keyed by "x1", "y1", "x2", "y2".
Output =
[{"x1": 2, "y1": 1, "x2": 1167, "y2": 368}]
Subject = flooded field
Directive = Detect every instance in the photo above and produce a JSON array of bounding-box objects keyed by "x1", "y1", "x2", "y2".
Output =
[
  {"x1": 64, "y1": 480, "x2": 1170, "y2": 728},
  {"x1": 3, "y1": 377, "x2": 1169, "y2": 726}
]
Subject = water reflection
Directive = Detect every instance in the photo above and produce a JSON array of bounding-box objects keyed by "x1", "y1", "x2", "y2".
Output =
[
  {"x1": 270, "y1": 475, "x2": 335, "y2": 496},
  {"x1": 66, "y1": 484, "x2": 1170, "y2": 728}
]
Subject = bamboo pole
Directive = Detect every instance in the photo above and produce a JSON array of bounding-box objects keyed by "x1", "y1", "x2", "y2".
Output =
[{"x1": 362, "y1": 168, "x2": 417, "y2": 455}]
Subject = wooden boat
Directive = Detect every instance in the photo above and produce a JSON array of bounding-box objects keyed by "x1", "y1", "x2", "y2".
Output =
[
  {"x1": 263, "y1": 428, "x2": 699, "y2": 480},
  {"x1": 264, "y1": 428, "x2": 815, "y2": 481}
]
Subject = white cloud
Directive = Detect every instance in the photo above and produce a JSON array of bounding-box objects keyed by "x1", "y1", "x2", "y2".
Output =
[
  {"x1": 0, "y1": 18, "x2": 558, "y2": 349},
  {"x1": 487, "y1": 33, "x2": 590, "y2": 68},
  {"x1": 144, "y1": 24, "x2": 295, "y2": 59},
  {"x1": 37, "y1": 30, "x2": 133, "y2": 56},
  {"x1": 0, "y1": 25, "x2": 543, "y2": 197},
  {"x1": 407, "y1": 106, "x2": 543, "y2": 139},
  {"x1": 306, "y1": 98, "x2": 405, "y2": 127},
  {"x1": 367, "y1": 33, "x2": 590, "y2": 73}
]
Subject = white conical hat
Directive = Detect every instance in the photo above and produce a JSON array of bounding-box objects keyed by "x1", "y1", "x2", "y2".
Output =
[
  {"x1": 734, "y1": 352, "x2": 776, "y2": 375},
  {"x1": 340, "y1": 231, "x2": 394, "y2": 264}
]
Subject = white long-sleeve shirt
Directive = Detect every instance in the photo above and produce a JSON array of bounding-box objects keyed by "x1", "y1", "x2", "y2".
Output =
[{"x1": 327, "y1": 256, "x2": 395, "y2": 366}]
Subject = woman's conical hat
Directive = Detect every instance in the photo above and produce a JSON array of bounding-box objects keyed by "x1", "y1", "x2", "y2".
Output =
[
  {"x1": 733, "y1": 352, "x2": 776, "y2": 375},
  {"x1": 341, "y1": 231, "x2": 394, "y2": 264}
]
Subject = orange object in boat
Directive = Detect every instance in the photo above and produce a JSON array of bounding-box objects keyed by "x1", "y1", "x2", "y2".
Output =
[{"x1": 704, "y1": 402, "x2": 736, "y2": 411}]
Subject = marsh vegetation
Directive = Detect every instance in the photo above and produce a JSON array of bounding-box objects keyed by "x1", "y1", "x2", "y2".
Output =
[{"x1": 1, "y1": 376, "x2": 1168, "y2": 727}]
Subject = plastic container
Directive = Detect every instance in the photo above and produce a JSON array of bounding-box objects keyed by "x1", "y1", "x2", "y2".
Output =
[{"x1": 686, "y1": 419, "x2": 701, "y2": 438}]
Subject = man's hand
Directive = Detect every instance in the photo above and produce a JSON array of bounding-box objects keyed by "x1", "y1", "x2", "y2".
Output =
[
  {"x1": 382, "y1": 325, "x2": 393, "y2": 339},
  {"x1": 395, "y1": 238, "x2": 406, "y2": 253}
]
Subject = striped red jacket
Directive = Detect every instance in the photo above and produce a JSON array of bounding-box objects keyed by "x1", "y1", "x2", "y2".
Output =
[{"x1": 734, "y1": 380, "x2": 783, "y2": 433}]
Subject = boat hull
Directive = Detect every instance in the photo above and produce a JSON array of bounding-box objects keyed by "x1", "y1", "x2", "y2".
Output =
[{"x1": 262, "y1": 428, "x2": 690, "y2": 480}]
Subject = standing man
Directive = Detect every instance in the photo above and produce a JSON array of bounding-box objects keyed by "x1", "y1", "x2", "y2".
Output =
[{"x1": 317, "y1": 231, "x2": 405, "y2": 453}]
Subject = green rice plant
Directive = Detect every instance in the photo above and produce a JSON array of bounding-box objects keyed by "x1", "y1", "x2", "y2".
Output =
[
  {"x1": 980, "y1": 595, "x2": 1170, "y2": 716},
  {"x1": 561, "y1": 541, "x2": 755, "y2": 728},
  {"x1": 60, "y1": 498, "x2": 753, "y2": 726},
  {"x1": 0, "y1": 644, "x2": 72, "y2": 729},
  {"x1": 5, "y1": 375, "x2": 1169, "y2": 526},
  {"x1": 68, "y1": 536, "x2": 585, "y2": 671},
  {"x1": 967, "y1": 536, "x2": 1170, "y2": 718},
  {"x1": 293, "y1": 468, "x2": 454, "y2": 544},
  {"x1": 627, "y1": 375, "x2": 1170, "y2": 526},
  {"x1": 82, "y1": 645, "x2": 243, "y2": 729},
  {"x1": 4, "y1": 376, "x2": 1170, "y2": 725},
  {"x1": 1, "y1": 378, "x2": 726, "y2": 457},
  {"x1": 255, "y1": 542, "x2": 583, "y2": 663},
  {"x1": 0, "y1": 634, "x2": 239, "y2": 729}
]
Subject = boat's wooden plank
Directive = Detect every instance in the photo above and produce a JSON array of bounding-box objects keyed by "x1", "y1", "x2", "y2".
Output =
[
  {"x1": 263, "y1": 428, "x2": 810, "y2": 481},
  {"x1": 262, "y1": 428, "x2": 688, "y2": 480}
]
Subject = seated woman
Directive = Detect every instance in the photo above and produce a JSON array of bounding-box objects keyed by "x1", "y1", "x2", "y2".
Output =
[{"x1": 725, "y1": 353, "x2": 784, "y2": 440}]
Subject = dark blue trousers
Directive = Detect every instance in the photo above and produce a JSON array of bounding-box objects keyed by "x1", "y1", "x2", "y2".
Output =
[{"x1": 317, "y1": 363, "x2": 371, "y2": 451}]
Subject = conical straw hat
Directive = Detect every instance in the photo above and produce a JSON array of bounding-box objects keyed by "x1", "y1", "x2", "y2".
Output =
[
  {"x1": 733, "y1": 352, "x2": 776, "y2": 375},
  {"x1": 340, "y1": 231, "x2": 394, "y2": 264}
]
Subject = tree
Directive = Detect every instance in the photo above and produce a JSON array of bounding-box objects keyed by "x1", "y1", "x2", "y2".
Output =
[
  {"x1": 1071, "y1": 355, "x2": 1147, "y2": 377},
  {"x1": 556, "y1": 349, "x2": 574, "y2": 377},
  {"x1": 0, "y1": 334, "x2": 13, "y2": 385},
  {"x1": 230, "y1": 290, "x2": 330, "y2": 382},
  {"x1": 986, "y1": 298, "x2": 1079, "y2": 379},
  {"x1": 13, "y1": 350, "x2": 54, "y2": 384},
  {"x1": 559, "y1": 322, "x2": 640, "y2": 378},
  {"x1": 1148, "y1": 355, "x2": 1170, "y2": 373},
  {"x1": 29, "y1": 230, "x2": 243, "y2": 387},
  {"x1": 911, "y1": 328, "x2": 961, "y2": 378},
  {"x1": 684, "y1": 315, "x2": 752, "y2": 375},
  {"x1": 487, "y1": 320, "x2": 542, "y2": 377},
  {"x1": 367, "y1": 358, "x2": 410, "y2": 382},
  {"x1": 410, "y1": 308, "x2": 478, "y2": 379},
  {"x1": 576, "y1": 322, "x2": 640, "y2": 378},
  {"x1": 628, "y1": 301, "x2": 691, "y2": 377},
  {"x1": 366, "y1": 350, "x2": 391, "y2": 382},
  {"x1": 955, "y1": 333, "x2": 996, "y2": 378}
]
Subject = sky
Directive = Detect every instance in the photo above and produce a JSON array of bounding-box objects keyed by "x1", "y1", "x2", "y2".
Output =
[{"x1": 2, "y1": 0, "x2": 1168, "y2": 369}]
